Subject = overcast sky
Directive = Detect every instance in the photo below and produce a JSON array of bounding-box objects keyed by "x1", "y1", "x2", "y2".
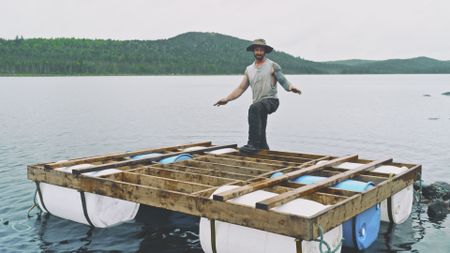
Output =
[{"x1": 3, "y1": 0, "x2": 449, "y2": 61}]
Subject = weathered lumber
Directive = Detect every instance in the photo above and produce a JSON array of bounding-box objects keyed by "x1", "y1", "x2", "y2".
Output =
[
  {"x1": 213, "y1": 154, "x2": 358, "y2": 201},
  {"x1": 258, "y1": 149, "x2": 328, "y2": 160},
  {"x1": 244, "y1": 153, "x2": 313, "y2": 163},
  {"x1": 181, "y1": 160, "x2": 268, "y2": 176},
  {"x1": 132, "y1": 166, "x2": 235, "y2": 186},
  {"x1": 257, "y1": 156, "x2": 333, "y2": 178},
  {"x1": 153, "y1": 163, "x2": 259, "y2": 181},
  {"x1": 194, "y1": 154, "x2": 283, "y2": 171},
  {"x1": 71, "y1": 144, "x2": 238, "y2": 175},
  {"x1": 46, "y1": 141, "x2": 213, "y2": 168},
  {"x1": 255, "y1": 158, "x2": 393, "y2": 210}
]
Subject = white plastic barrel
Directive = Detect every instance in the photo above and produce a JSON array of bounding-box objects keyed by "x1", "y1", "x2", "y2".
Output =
[
  {"x1": 316, "y1": 160, "x2": 413, "y2": 224},
  {"x1": 199, "y1": 186, "x2": 342, "y2": 253},
  {"x1": 36, "y1": 164, "x2": 140, "y2": 228},
  {"x1": 182, "y1": 146, "x2": 238, "y2": 155},
  {"x1": 182, "y1": 146, "x2": 208, "y2": 152},
  {"x1": 207, "y1": 148, "x2": 238, "y2": 155}
]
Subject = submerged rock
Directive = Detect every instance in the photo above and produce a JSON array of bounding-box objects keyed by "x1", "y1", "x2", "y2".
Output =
[
  {"x1": 422, "y1": 181, "x2": 450, "y2": 200},
  {"x1": 423, "y1": 94, "x2": 431, "y2": 97},
  {"x1": 442, "y1": 91, "x2": 450, "y2": 96},
  {"x1": 427, "y1": 200, "x2": 449, "y2": 219}
]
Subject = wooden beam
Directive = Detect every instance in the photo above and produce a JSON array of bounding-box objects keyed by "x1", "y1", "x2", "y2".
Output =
[
  {"x1": 114, "y1": 172, "x2": 212, "y2": 194},
  {"x1": 258, "y1": 150, "x2": 328, "y2": 160},
  {"x1": 71, "y1": 144, "x2": 238, "y2": 175},
  {"x1": 135, "y1": 166, "x2": 235, "y2": 186},
  {"x1": 153, "y1": 163, "x2": 259, "y2": 181},
  {"x1": 180, "y1": 160, "x2": 268, "y2": 176},
  {"x1": 46, "y1": 141, "x2": 213, "y2": 168},
  {"x1": 213, "y1": 153, "x2": 301, "y2": 167},
  {"x1": 213, "y1": 154, "x2": 358, "y2": 202},
  {"x1": 316, "y1": 169, "x2": 387, "y2": 185},
  {"x1": 255, "y1": 158, "x2": 392, "y2": 210},
  {"x1": 282, "y1": 182, "x2": 358, "y2": 197},
  {"x1": 194, "y1": 155, "x2": 283, "y2": 171},
  {"x1": 257, "y1": 156, "x2": 333, "y2": 178},
  {"x1": 239, "y1": 153, "x2": 311, "y2": 164},
  {"x1": 268, "y1": 186, "x2": 348, "y2": 205}
]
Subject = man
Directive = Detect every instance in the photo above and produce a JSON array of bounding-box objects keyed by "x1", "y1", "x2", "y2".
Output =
[{"x1": 214, "y1": 39, "x2": 301, "y2": 154}]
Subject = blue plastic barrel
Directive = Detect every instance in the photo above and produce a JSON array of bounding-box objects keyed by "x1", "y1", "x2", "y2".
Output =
[
  {"x1": 290, "y1": 175, "x2": 380, "y2": 250},
  {"x1": 130, "y1": 153, "x2": 163, "y2": 160},
  {"x1": 334, "y1": 180, "x2": 380, "y2": 250},
  {"x1": 159, "y1": 154, "x2": 193, "y2": 164},
  {"x1": 270, "y1": 172, "x2": 284, "y2": 179},
  {"x1": 291, "y1": 175, "x2": 326, "y2": 184}
]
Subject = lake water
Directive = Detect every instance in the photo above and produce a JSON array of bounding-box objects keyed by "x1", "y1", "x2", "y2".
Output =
[{"x1": 0, "y1": 75, "x2": 449, "y2": 252}]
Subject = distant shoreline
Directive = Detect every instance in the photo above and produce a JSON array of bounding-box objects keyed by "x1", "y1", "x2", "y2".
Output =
[{"x1": 2, "y1": 33, "x2": 450, "y2": 76}]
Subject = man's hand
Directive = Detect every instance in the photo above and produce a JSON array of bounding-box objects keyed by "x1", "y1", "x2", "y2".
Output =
[
  {"x1": 289, "y1": 85, "x2": 302, "y2": 95},
  {"x1": 214, "y1": 98, "x2": 229, "y2": 106}
]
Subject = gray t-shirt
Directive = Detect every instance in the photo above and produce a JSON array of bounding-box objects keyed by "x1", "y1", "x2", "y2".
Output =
[{"x1": 244, "y1": 58, "x2": 291, "y2": 103}]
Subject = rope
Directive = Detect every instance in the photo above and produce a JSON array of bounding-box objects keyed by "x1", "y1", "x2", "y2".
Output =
[
  {"x1": 312, "y1": 225, "x2": 342, "y2": 253},
  {"x1": 35, "y1": 182, "x2": 50, "y2": 214},
  {"x1": 414, "y1": 175, "x2": 423, "y2": 203},
  {"x1": 80, "y1": 191, "x2": 95, "y2": 227}
]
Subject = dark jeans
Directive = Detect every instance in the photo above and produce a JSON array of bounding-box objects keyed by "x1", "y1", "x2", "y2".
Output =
[{"x1": 247, "y1": 98, "x2": 279, "y2": 149}]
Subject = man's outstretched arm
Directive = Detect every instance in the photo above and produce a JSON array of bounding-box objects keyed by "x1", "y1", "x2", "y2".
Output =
[
  {"x1": 214, "y1": 75, "x2": 250, "y2": 106},
  {"x1": 273, "y1": 63, "x2": 302, "y2": 94}
]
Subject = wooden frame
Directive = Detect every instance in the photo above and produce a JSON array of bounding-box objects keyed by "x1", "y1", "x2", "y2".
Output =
[{"x1": 27, "y1": 141, "x2": 421, "y2": 240}]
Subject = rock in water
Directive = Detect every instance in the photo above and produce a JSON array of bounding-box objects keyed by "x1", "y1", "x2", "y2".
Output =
[
  {"x1": 422, "y1": 181, "x2": 450, "y2": 200},
  {"x1": 427, "y1": 200, "x2": 449, "y2": 219},
  {"x1": 442, "y1": 91, "x2": 450, "y2": 96}
]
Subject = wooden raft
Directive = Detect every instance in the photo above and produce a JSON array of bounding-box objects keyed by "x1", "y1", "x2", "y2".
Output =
[{"x1": 27, "y1": 141, "x2": 421, "y2": 240}]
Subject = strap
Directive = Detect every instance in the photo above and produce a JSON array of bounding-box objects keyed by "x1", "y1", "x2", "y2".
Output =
[
  {"x1": 210, "y1": 219, "x2": 218, "y2": 253},
  {"x1": 387, "y1": 197, "x2": 394, "y2": 223},
  {"x1": 295, "y1": 238, "x2": 303, "y2": 253},
  {"x1": 79, "y1": 191, "x2": 95, "y2": 227},
  {"x1": 209, "y1": 219, "x2": 217, "y2": 253},
  {"x1": 35, "y1": 182, "x2": 50, "y2": 214}
]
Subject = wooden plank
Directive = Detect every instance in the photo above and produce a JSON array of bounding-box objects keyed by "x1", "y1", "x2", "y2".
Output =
[
  {"x1": 309, "y1": 164, "x2": 421, "y2": 237},
  {"x1": 255, "y1": 158, "x2": 392, "y2": 210},
  {"x1": 71, "y1": 144, "x2": 238, "y2": 175},
  {"x1": 114, "y1": 172, "x2": 211, "y2": 193},
  {"x1": 153, "y1": 163, "x2": 259, "y2": 181},
  {"x1": 194, "y1": 155, "x2": 283, "y2": 171},
  {"x1": 257, "y1": 156, "x2": 333, "y2": 178},
  {"x1": 316, "y1": 169, "x2": 387, "y2": 185},
  {"x1": 213, "y1": 154, "x2": 358, "y2": 202},
  {"x1": 324, "y1": 167, "x2": 391, "y2": 179},
  {"x1": 213, "y1": 153, "x2": 302, "y2": 167},
  {"x1": 180, "y1": 160, "x2": 268, "y2": 176},
  {"x1": 134, "y1": 166, "x2": 235, "y2": 186},
  {"x1": 282, "y1": 182, "x2": 358, "y2": 197},
  {"x1": 239, "y1": 153, "x2": 311, "y2": 164},
  {"x1": 27, "y1": 165, "x2": 314, "y2": 239},
  {"x1": 268, "y1": 186, "x2": 348, "y2": 205},
  {"x1": 46, "y1": 141, "x2": 213, "y2": 168},
  {"x1": 258, "y1": 150, "x2": 328, "y2": 160}
]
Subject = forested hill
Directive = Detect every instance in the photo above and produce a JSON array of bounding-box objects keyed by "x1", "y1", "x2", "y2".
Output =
[{"x1": 1, "y1": 32, "x2": 449, "y2": 75}]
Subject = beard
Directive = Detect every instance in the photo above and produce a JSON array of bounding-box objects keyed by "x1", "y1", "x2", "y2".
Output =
[{"x1": 254, "y1": 52, "x2": 265, "y2": 61}]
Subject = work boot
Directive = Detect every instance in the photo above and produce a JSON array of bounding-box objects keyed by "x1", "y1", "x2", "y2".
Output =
[{"x1": 239, "y1": 144, "x2": 260, "y2": 154}]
